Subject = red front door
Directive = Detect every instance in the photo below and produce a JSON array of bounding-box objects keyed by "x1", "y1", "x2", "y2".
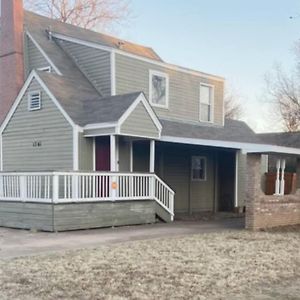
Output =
[{"x1": 96, "y1": 136, "x2": 110, "y2": 171}]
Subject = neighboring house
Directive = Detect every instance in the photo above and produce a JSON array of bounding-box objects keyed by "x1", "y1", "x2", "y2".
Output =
[
  {"x1": 0, "y1": 0, "x2": 299, "y2": 231},
  {"x1": 259, "y1": 132, "x2": 300, "y2": 173}
]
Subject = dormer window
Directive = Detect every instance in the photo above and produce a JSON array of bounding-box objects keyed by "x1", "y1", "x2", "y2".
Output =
[
  {"x1": 200, "y1": 83, "x2": 214, "y2": 122},
  {"x1": 149, "y1": 70, "x2": 169, "y2": 108},
  {"x1": 37, "y1": 66, "x2": 51, "y2": 72},
  {"x1": 28, "y1": 91, "x2": 41, "y2": 111}
]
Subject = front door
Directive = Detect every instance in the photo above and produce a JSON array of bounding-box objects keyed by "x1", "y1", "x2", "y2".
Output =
[{"x1": 96, "y1": 136, "x2": 110, "y2": 171}]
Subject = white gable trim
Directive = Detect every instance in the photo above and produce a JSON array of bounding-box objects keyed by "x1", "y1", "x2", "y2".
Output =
[
  {"x1": 117, "y1": 93, "x2": 162, "y2": 137},
  {"x1": 110, "y1": 52, "x2": 116, "y2": 96},
  {"x1": 0, "y1": 71, "x2": 77, "y2": 132},
  {"x1": 0, "y1": 134, "x2": 2, "y2": 171},
  {"x1": 26, "y1": 31, "x2": 62, "y2": 76},
  {"x1": 73, "y1": 126, "x2": 80, "y2": 170},
  {"x1": 50, "y1": 32, "x2": 224, "y2": 82}
]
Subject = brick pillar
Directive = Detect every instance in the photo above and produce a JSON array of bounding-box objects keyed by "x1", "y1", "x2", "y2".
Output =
[
  {"x1": 296, "y1": 158, "x2": 300, "y2": 191},
  {"x1": 0, "y1": 0, "x2": 24, "y2": 124},
  {"x1": 245, "y1": 153, "x2": 263, "y2": 230}
]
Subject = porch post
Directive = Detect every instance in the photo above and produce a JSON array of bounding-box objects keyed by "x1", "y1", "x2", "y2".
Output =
[
  {"x1": 150, "y1": 140, "x2": 155, "y2": 173},
  {"x1": 234, "y1": 150, "x2": 239, "y2": 208},
  {"x1": 110, "y1": 135, "x2": 117, "y2": 171},
  {"x1": 129, "y1": 140, "x2": 133, "y2": 172},
  {"x1": 280, "y1": 159, "x2": 286, "y2": 195},
  {"x1": 275, "y1": 159, "x2": 280, "y2": 195}
]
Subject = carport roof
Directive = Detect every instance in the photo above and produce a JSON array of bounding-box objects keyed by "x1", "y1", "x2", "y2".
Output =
[
  {"x1": 161, "y1": 118, "x2": 261, "y2": 144},
  {"x1": 160, "y1": 119, "x2": 300, "y2": 155}
]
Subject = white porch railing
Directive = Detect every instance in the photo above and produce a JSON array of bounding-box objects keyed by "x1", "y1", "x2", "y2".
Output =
[{"x1": 0, "y1": 172, "x2": 174, "y2": 218}]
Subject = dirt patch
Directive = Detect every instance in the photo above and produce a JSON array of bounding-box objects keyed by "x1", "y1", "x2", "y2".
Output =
[{"x1": 0, "y1": 230, "x2": 299, "y2": 300}]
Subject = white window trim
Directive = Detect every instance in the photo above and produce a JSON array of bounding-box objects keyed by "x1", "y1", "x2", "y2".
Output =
[
  {"x1": 191, "y1": 156, "x2": 207, "y2": 181},
  {"x1": 149, "y1": 70, "x2": 169, "y2": 109},
  {"x1": 37, "y1": 66, "x2": 51, "y2": 72},
  {"x1": 28, "y1": 91, "x2": 41, "y2": 111},
  {"x1": 199, "y1": 83, "x2": 214, "y2": 123}
]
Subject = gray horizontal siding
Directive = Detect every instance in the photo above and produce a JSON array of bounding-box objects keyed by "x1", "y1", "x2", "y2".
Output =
[
  {"x1": 120, "y1": 102, "x2": 159, "y2": 138},
  {"x1": 2, "y1": 78, "x2": 73, "y2": 171},
  {"x1": 57, "y1": 39, "x2": 111, "y2": 96},
  {"x1": 115, "y1": 54, "x2": 224, "y2": 125},
  {"x1": 25, "y1": 36, "x2": 52, "y2": 75}
]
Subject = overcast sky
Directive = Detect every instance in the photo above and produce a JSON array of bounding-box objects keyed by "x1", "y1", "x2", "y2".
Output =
[{"x1": 118, "y1": 0, "x2": 300, "y2": 132}]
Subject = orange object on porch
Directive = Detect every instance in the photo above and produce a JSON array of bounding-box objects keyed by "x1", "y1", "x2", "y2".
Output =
[
  {"x1": 111, "y1": 182, "x2": 118, "y2": 190},
  {"x1": 265, "y1": 172, "x2": 297, "y2": 195}
]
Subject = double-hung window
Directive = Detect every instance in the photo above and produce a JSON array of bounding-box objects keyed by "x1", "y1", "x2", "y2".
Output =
[
  {"x1": 200, "y1": 83, "x2": 214, "y2": 122},
  {"x1": 149, "y1": 70, "x2": 169, "y2": 108},
  {"x1": 191, "y1": 156, "x2": 207, "y2": 181}
]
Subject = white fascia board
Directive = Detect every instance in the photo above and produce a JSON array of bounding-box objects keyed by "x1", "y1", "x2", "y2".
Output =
[
  {"x1": 84, "y1": 122, "x2": 118, "y2": 130},
  {"x1": 26, "y1": 31, "x2": 62, "y2": 76},
  {"x1": 245, "y1": 145, "x2": 300, "y2": 155},
  {"x1": 0, "y1": 71, "x2": 36, "y2": 134},
  {"x1": 73, "y1": 125, "x2": 80, "y2": 171},
  {"x1": 161, "y1": 135, "x2": 300, "y2": 155},
  {"x1": 51, "y1": 32, "x2": 113, "y2": 53},
  {"x1": 117, "y1": 93, "x2": 162, "y2": 137},
  {"x1": 0, "y1": 133, "x2": 3, "y2": 171},
  {"x1": 50, "y1": 33, "x2": 224, "y2": 82}
]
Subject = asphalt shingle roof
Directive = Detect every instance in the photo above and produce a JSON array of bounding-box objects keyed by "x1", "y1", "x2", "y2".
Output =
[
  {"x1": 24, "y1": 11, "x2": 162, "y2": 62},
  {"x1": 258, "y1": 132, "x2": 300, "y2": 149},
  {"x1": 161, "y1": 118, "x2": 263, "y2": 145},
  {"x1": 38, "y1": 71, "x2": 141, "y2": 126}
]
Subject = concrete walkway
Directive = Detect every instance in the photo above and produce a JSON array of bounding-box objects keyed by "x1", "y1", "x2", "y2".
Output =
[{"x1": 0, "y1": 218, "x2": 244, "y2": 259}]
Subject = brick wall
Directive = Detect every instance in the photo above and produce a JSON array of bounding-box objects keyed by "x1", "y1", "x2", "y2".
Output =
[{"x1": 245, "y1": 154, "x2": 300, "y2": 230}]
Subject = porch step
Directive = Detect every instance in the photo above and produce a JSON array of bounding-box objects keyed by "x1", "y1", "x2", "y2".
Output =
[{"x1": 154, "y1": 202, "x2": 173, "y2": 223}]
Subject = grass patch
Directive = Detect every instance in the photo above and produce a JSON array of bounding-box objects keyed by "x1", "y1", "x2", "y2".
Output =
[{"x1": 0, "y1": 230, "x2": 299, "y2": 299}]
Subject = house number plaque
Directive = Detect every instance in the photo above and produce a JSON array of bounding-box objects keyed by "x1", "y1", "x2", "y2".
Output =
[{"x1": 33, "y1": 141, "x2": 42, "y2": 147}]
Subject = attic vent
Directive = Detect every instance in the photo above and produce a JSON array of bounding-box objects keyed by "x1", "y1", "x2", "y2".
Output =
[
  {"x1": 28, "y1": 91, "x2": 41, "y2": 111},
  {"x1": 37, "y1": 66, "x2": 51, "y2": 72}
]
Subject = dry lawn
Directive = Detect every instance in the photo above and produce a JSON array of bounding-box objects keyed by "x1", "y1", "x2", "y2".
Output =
[{"x1": 0, "y1": 230, "x2": 300, "y2": 300}]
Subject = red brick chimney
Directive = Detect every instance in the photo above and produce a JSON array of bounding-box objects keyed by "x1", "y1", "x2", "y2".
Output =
[{"x1": 0, "y1": 0, "x2": 24, "y2": 124}]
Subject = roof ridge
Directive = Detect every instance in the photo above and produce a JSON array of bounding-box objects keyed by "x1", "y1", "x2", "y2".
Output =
[{"x1": 24, "y1": 10, "x2": 163, "y2": 61}]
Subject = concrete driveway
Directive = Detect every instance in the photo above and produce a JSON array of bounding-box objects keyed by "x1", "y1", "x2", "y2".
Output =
[{"x1": 0, "y1": 218, "x2": 244, "y2": 259}]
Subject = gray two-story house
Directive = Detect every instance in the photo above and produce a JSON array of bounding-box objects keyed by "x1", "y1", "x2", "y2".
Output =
[{"x1": 1, "y1": 0, "x2": 300, "y2": 231}]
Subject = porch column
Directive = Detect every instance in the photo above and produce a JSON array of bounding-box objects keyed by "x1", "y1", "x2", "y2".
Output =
[
  {"x1": 280, "y1": 159, "x2": 286, "y2": 195},
  {"x1": 129, "y1": 140, "x2": 133, "y2": 172},
  {"x1": 110, "y1": 135, "x2": 117, "y2": 171},
  {"x1": 275, "y1": 159, "x2": 281, "y2": 195},
  {"x1": 234, "y1": 151, "x2": 239, "y2": 208},
  {"x1": 150, "y1": 140, "x2": 155, "y2": 173},
  {"x1": 296, "y1": 158, "x2": 300, "y2": 190}
]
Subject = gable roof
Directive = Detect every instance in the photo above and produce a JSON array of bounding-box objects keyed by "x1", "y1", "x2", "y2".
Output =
[
  {"x1": 258, "y1": 132, "x2": 300, "y2": 149},
  {"x1": 24, "y1": 11, "x2": 162, "y2": 62},
  {"x1": 37, "y1": 71, "x2": 148, "y2": 127}
]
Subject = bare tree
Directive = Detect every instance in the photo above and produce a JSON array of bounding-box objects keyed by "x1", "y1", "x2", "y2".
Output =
[
  {"x1": 265, "y1": 63, "x2": 300, "y2": 132},
  {"x1": 224, "y1": 86, "x2": 243, "y2": 120},
  {"x1": 24, "y1": 0, "x2": 131, "y2": 31}
]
